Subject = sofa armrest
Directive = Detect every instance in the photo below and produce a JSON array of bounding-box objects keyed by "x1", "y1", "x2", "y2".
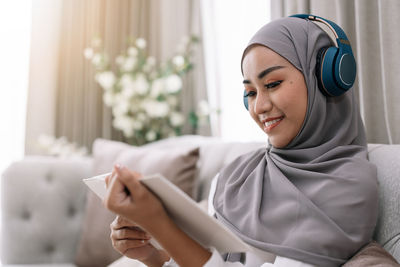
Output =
[{"x1": 1, "y1": 156, "x2": 92, "y2": 264}]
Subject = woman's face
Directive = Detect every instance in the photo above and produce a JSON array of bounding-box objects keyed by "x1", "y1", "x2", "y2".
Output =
[{"x1": 242, "y1": 45, "x2": 308, "y2": 148}]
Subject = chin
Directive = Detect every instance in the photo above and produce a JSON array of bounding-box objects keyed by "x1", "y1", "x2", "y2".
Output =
[{"x1": 269, "y1": 139, "x2": 289, "y2": 149}]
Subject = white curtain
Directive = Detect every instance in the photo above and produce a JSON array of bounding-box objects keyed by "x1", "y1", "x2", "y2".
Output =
[
  {"x1": 271, "y1": 0, "x2": 400, "y2": 144},
  {"x1": 200, "y1": 0, "x2": 271, "y2": 141}
]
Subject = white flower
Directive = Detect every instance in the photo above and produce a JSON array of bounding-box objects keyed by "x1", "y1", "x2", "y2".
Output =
[
  {"x1": 165, "y1": 74, "x2": 182, "y2": 93},
  {"x1": 113, "y1": 116, "x2": 135, "y2": 138},
  {"x1": 112, "y1": 98, "x2": 130, "y2": 117},
  {"x1": 132, "y1": 120, "x2": 144, "y2": 130},
  {"x1": 38, "y1": 135, "x2": 88, "y2": 157},
  {"x1": 38, "y1": 134, "x2": 55, "y2": 148},
  {"x1": 128, "y1": 46, "x2": 138, "y2": 56},
  {"x1": 85, "y1": 35, "x2": 200, "y2": 142},
  {"x1": 147, "y1": 56, "x2": 156, "y2": 66},
  {"x1": 150, "y1": 78, "x2": 165, "y2": 97},
  {"x1": 95, "y1": 71, "x2": 116, "y2": 90},
  {"x1": 137, "y1": 113, "x2": 147, "y2": 122},
  {"x1": 145, "y1": 131, "x2": 157, "y2": 142},
  {"x1": 172, "y1": 55, "x2": 185, "y2": 67},
  {"x1": 84, "y1": 48, "x2": 94, "y2": 59},
  {"x1": 170, "y1": 112, "x2": 185, "y2": 127},
  {"x1": 103, "y1": 91, "x2": 115, "y2": 106},
  {"x1": 120, "y1": 74, "x2": 136, "y2": 98},
  {"x1": 115, "y1": 55, "x2": 125, "y2": 65},
  {"x1": 92, "y1": 54, "x2": 102, "y2": 66},
  {"x1": 133, "y1": 74, "x2": 149, "y2": 95},
  {"x1": 197, "y1": 100, "x2": 211, "y2": 116},
  {"x1": 122, "y1": 56, "x2": 137, "y2": 71},
  {"x1": 142, "y1": 100, "x2": 169, "y2": 118},
  {"x1": 136, "y1": 38, "x2": 147, "y2": 49}
]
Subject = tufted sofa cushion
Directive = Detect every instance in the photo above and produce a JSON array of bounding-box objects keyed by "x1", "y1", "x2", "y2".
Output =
[{"x1": 1, "y1": 156, "x2": 92, "y2": 264}]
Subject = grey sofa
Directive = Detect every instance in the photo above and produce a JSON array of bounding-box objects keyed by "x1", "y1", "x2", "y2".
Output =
[{"x1": 1, "y1": 136, "x2": 399, "y2": 266}]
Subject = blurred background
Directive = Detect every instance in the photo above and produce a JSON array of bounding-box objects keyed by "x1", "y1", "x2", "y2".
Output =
[{"x1": 1, "y1": 0, "x2": 400, "y2": 264}]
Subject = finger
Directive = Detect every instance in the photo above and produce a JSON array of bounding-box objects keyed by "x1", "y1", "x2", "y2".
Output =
[
  {"x1": 105, "y1": 174, "x2": 111, "y2": 187},
  {"x1": 105, "y1": 169, "x2": 118, "y2": 188},
  {"x1": 114, "y1": 165, "x2": 143, "y2": 196},
  {"x1": 111, "y1": 216, "x2": 143, "y2": 230},
  {"x1": 112, "y1": 239, "x2": 150, "y2": 252},
  {"x1": 111, "y1": 227, "x2": 151, "y2": 240},
  {"x1": 113, "y1": 215, "x2": 137, "y2": 228},
  {"x1": 103, "y1": 170, "x2": 130, "y2": 211}
]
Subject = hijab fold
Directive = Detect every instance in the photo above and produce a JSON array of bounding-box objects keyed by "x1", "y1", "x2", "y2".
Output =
[{"x1": 213, "y1": 17, "x2": 378, "y2": 266}]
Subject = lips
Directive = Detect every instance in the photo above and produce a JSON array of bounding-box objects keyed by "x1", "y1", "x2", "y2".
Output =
[{"x1": 262, "y1": 116, "x2": 284, "y2": 132}]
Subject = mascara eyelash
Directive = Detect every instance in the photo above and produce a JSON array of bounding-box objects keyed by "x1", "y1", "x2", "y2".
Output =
[
  {"x1": 244, "y1": 91, "x2": 256, "y2": 98},
  {"x1": 265, "y1": 80, "x2": 283, "y2": 89}
]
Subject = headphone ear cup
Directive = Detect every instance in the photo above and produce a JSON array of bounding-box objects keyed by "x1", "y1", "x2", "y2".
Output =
[
  {"x1": 243, "y1": 90, "x2": 249, "y2": 110},
  {"x1": 315, "y1": 47, "x2": 328, "y2": 95},
  {"x1": 334, "y1": 51, "x2": 356, "y2": 90},
  {"x1": 317, "y1": 46, "x2": 347, "y2": 97}
]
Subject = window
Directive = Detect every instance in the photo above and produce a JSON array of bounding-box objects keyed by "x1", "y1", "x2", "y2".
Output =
[
  {"x1": 201, "y1": 0, "x2": 271, "y2": 142},
  {"x1": 0, "y1": 1, "x2": 32, "y2": 256}
]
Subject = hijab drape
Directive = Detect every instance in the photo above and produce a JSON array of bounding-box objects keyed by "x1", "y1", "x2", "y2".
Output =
[{"x1": 213, "y1": 17, "x2": 378, "y2": 266}]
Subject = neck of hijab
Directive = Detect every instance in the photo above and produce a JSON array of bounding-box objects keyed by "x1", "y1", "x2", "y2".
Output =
[{"x1": 213, "y1": 17, "x2": 378, "y2": 266}]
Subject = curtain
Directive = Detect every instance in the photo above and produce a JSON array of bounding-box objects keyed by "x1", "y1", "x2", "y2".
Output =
[
  {"x1": 200, "y1": 0, "x2": 271, "y2": 141},
  {"x1": 271, "y1": 0, "x2": 400, "y2": 144},
  {"x1": 25, "y1": 0, "x2": 208, "y2": 154}
]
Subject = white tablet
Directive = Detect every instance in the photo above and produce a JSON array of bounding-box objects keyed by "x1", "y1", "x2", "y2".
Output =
[{"x1": 83, "y1": 173, "x2": 250, "y2": 254}]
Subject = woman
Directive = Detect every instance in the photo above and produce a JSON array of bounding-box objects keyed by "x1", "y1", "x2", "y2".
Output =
[{"x1": 103, "y1": 15, "x2": 378, "y2": 266}]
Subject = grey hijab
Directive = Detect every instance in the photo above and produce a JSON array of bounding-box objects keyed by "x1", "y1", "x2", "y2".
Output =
[{"x1": 213, "y1": 17, "x2": 378, "y2": 266}]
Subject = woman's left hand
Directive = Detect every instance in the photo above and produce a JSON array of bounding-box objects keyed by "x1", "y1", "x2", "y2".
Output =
[{"x1": 103, "y1": 164, "x2": 168, "y2": 232}]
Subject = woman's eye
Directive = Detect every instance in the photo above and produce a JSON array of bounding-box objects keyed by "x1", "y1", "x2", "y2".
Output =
[
  {"x1": 244, "y1": 91, "x2": 256, "y2": 98},
  {"x1": 265, "y1": 80, "x2": 283, "y2": 89}
]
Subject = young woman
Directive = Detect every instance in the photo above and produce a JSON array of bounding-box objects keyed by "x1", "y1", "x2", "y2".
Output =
[{"x1": 103, "y1": 15, "x2": 378, "y2": 267}]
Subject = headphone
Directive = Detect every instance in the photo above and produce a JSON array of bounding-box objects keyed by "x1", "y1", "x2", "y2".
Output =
[{"x1": 243, "y1": 14, "x2": 356, "y2": 110}]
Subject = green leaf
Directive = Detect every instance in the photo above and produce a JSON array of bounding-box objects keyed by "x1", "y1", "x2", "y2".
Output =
[{"x1": 189, "y1": 111, "x2": 198, "y2": 129}]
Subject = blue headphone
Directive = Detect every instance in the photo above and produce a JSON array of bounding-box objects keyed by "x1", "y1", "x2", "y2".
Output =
[{"x1": 243, "y1": 14, "x2": 356, "y2": 110}]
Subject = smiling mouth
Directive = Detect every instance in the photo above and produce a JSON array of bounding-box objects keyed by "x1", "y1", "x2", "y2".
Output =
[{"x1": 263, "y1": 116, "x2": 284, "y2": 132}]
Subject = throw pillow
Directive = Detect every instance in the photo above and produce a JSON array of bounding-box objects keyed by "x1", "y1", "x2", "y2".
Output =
[
  {"x1": 343, "y1": 240, "x2": 399, "y2": 266},
  {"x1": 75, "y1": 138, "x2": 200, "y2": 267}
]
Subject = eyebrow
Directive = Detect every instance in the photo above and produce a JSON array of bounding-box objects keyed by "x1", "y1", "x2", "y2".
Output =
[{"x1": 243, "y1": 65, "x2": 285, "y2": 84}]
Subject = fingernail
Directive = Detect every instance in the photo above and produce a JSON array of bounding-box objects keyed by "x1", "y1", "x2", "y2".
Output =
[{"x1": 115, "y1": 164, "x2": 124, "y2": 171}]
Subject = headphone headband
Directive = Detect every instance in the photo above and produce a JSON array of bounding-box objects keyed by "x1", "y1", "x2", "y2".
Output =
[{"x1": 290, "y1": 14, "x2": 349, "y2": 43}]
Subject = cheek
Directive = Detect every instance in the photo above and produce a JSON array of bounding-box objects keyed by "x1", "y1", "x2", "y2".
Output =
[
  {"x1": 249, "y1": 108, "x2": 259, "y2": 123},
  {"x1": 280, "y1": 83, "x2": 307, "y2": 124}
]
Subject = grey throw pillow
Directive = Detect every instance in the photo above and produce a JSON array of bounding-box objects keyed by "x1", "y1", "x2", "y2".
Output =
[{"x1": 75, "y1": 139, "x2": 200, "y2": 267}]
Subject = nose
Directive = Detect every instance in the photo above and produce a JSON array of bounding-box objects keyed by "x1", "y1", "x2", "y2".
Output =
[{"x1": 253, "y1": 90, "x2": 272, "y2": 114}]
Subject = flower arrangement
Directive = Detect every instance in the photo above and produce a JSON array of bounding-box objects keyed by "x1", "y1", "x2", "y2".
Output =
[
  {"x1": 84, "y1": 35, "x2": 211, "y2": 146},
  {"x1": 37, "y1": 134, "x2": 88, "y2": 158}
]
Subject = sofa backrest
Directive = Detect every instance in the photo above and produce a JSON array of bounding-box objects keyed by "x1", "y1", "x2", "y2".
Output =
[{"x1": 368, "y1": 144, "x2": 400, "y2": 261}]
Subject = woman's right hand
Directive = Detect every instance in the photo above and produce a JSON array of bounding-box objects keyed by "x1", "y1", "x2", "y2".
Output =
[{"x1": 110, "y1": 215, "x2": 170, "y2": 266}]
